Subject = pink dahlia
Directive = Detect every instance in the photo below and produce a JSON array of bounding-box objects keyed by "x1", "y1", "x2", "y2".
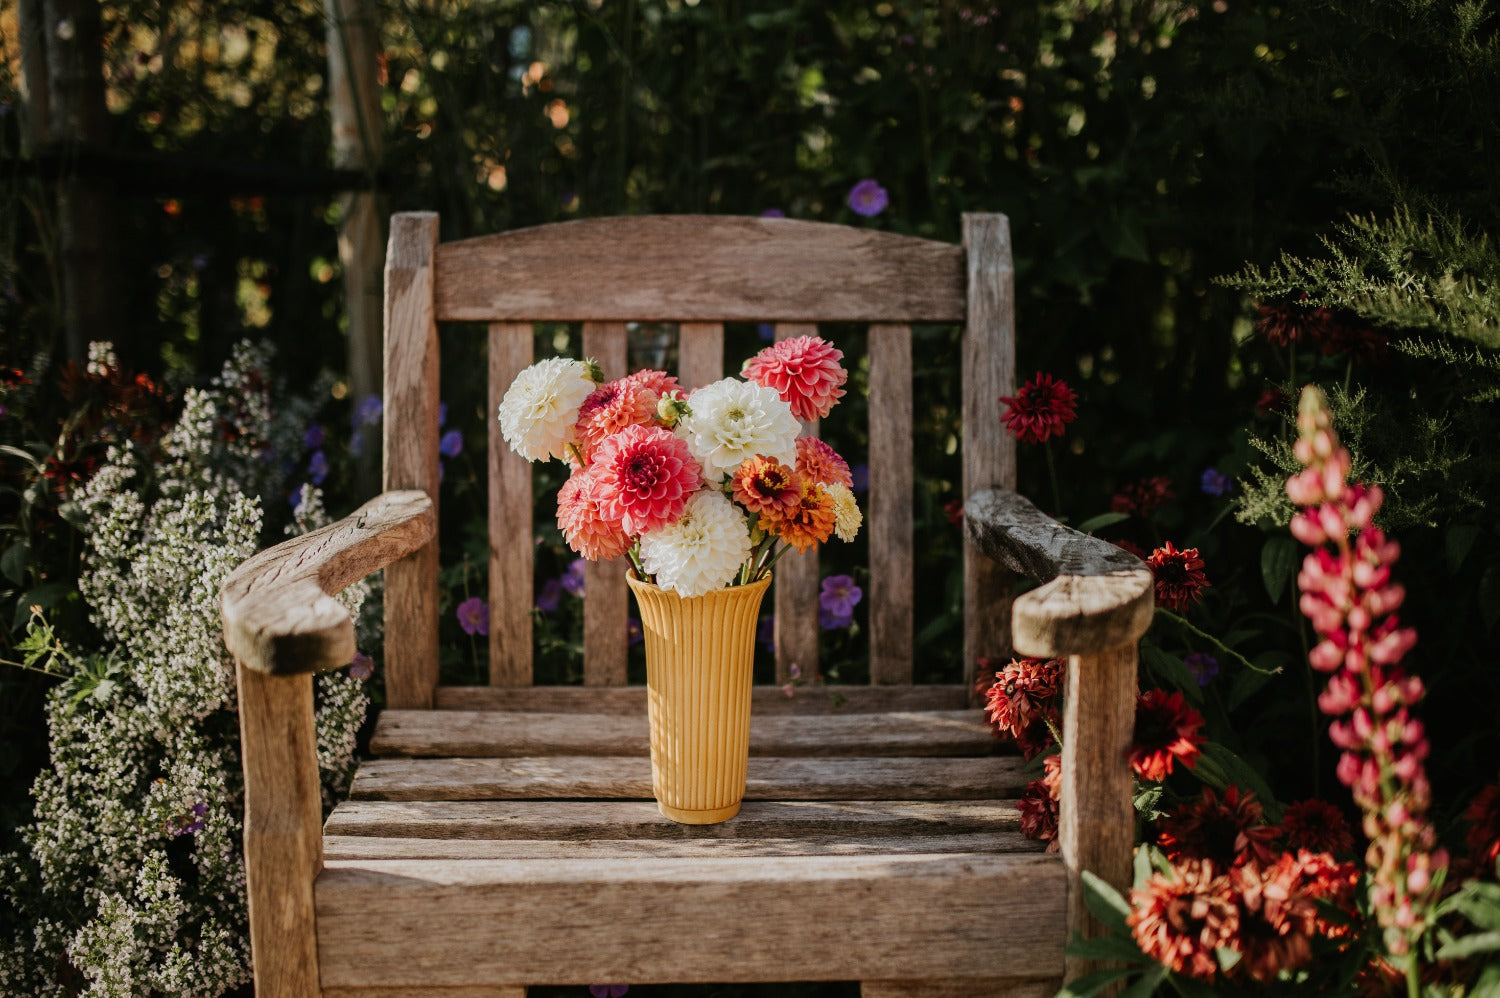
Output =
[
  {"x1": 591, "y1": 424, "x2": 701, "y2": 536},
  {"x1": 743, "y1": 335, "x2": 848, "y2": 421},
  {"x1": 557, "y1": 466, "x2": 633, "y2": 561},
  {"x1": 794, "y1": 436, "x2": 853, "y2": 488},
  {"x1": 574, "y1": 378, "x2": 660, "y2": 461},
  {"x1": 621, "y1": 368, "x2": 682, "y2": 398}
]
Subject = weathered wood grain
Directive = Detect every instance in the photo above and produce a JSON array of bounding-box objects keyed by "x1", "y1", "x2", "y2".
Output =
[
  {"x1": 488, "y1": 322, "x2": 533, "y2": 687},
  {"x1": 1061, "y1": 645, "x2": 1138, "y2": 985},
  {"x1": 434, "y1": 683, "x2": 970, "y2": 714},
  {"x1": 237, "y1": 664, "x2": 322, "y2": 998},
  {"x1": 323, "y1": 832, "x2": 1039, "y2": 861},
  {"x1": 369, "y1": 709, "x2": 998, "y2": 759},
  {"x1": 774, "y1": 322, "x2": 822, "y2": 685},
  {"x1": 677, "y1": 321, "x2": 724, "y2": 389},
  {"x1": 348, "y1": 755, "x2": 1029, "y2": 802},
  {"x1": 961, "y1": 214, "x2": 1017, "y2": 699},
  {"x1": 868, "y1": 323, "x2": 914, "y2": 685},
  {"x1": 324, "y1": 988, "x2": 525, "y2": 998},
  {"x1": 323, "y1": 799, "x2": 1022, "y2": 840},
  {"x1": 221, "y1": 490, "x2": 435, "y2": 676},
  {"x1": 861, "y1": 979, "x2": 1059, "y2": 998},
  {"x1": 964, "y1": 489, "x2": 1154, "y2": 657},
  {"x1": 432, "y1": 216, "x2": 965, "y2": 323},
  {"x1": 314, "y1": 852, "x2": 1065, "y2": 986},
  {"x1": 582, "y1": 322, "x2": 630, "y2": 686},
  {"x1": 384, "y1": 211, "x2": 442, "y2": 708}
]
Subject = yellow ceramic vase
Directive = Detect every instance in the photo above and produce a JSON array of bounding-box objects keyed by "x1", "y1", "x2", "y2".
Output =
[{"x1": 626, "y1": 572, "x2": 772, "y2": 825}]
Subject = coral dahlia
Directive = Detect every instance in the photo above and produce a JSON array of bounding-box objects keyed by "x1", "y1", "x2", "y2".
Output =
[
  {"x1": 1131, "y1": 689, "x2": 1205, "y2": 781},
  {"x1": 592, "y1": 424, "x2": 701, "y2": 536},
  {"x1": 743, "y1": 335, "x2": 848, "y2": 421},
  {"x1": 999, "y1": 371, "x2": 1077, "y2": 444},
  {"x1": 574, "y1": 378, "x2": 662, "y2": 461},
  {"x1": 556, "y1": 466, "x2": 633, "y2": 561},
  {"x1": 795, "y1": 436, "x2": 853, "y2": 488},
  {"x1": 1129, "y1": 859, "x2": 1240, "y2": 982},
  {"x1": 1147, "y1": 541, "x2": 1210, "y2": 612}
]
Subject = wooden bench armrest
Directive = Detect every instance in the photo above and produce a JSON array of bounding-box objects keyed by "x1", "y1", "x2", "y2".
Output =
[
  {"x1": 222, "y1": 490, "x2": 436, "y2": 676},
  {"x1": 963, "y1": 488, "x2": 1153, "y2": 657}
]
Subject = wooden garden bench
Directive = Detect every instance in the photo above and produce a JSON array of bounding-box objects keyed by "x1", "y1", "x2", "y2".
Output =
[{"x1": 222, "y1": 213, "x2": 1153, "y2": 997}]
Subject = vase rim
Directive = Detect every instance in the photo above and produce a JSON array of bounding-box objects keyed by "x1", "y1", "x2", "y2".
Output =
[{"x1": 626, "y1": 570, "x2": 772, "y2": 599}]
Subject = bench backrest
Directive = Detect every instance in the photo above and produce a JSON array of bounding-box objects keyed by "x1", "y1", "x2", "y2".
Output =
[{"x1": 380, "y1": 213, "x2": 1015, "y2": 708}]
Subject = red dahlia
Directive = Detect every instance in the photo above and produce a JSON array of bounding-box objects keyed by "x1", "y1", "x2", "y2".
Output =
[
  {"x1": 1254, "y1": 301, "x2": 1337, "y2": 347},
  {"x1": 1019, "y1": 775, "x2": 1060, "y2": 851},
  {"x1": 1128, "y1": 858, "x2": 1239, "y2": 982},
  {"x1": 1147, "y1": 541, "x2": 1211, "y2": 612},
  {"x1": 999, "y1": 371, "x2": 1077, "y2": 445},
  {"x1": 1279, "y1": 798, "x2": 1356, "y2": 856},
  {"x1": 1110, "y1": 474, "x2": 1175, "y2": 518},
  {"x1": 1131, "y1": 689, "x2": 1205, "y2": 781},
  {"x1": 1233, "y1": 853, "x2": 1320, "y2": 983},
  {"x1": 982, "y1": 657, "x2": 1064, "y2": 760},
  {"x1": 1463, "y1": 776, "x2": 1500, "y2": 869},
  {"x1": 1158, "y1": 785, "x2": 1280, "y2": 869}
]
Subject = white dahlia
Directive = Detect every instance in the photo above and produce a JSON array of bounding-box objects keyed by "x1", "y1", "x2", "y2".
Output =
[
  {"x1": 825, "y1": 482, "x2": 863, "y2": 542},
  {"x1": 638, "y1": 489, "x2": 753, "y2": 597},
  {"x1": 676, "y1": 378, "x2": 800, "y2": 481},
  {"x1": 497, "y1": 357, "x2": 597, "y2": 462}
]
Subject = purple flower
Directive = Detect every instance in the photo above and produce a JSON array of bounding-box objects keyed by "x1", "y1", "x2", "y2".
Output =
[
  {"x1": 819, "y1": 574, "x2": 863, "y2": 618},
  {"x1": 760, "y1": 208, "x2": 786, "y2": 218},
  {"x1": 349, "y1": 652, "x2": 374, "y2": 681},
  {"x1": 850, "y1": 463, "x2": 869, "y2": 495},
  {"x1": 1200, "y1": 467, "x2": 1232, "y2": 497},
  {"x1": 847, "y1": 179, "x2": 889, "y2": 218},
  {"x1": 562, "y1": 557, "x2": 587, "y2": 597},
  {"x1": 536, "y1": 578, "x2": 563, "y2": 613},
  {"x1": 1183, "y1": 652, "x2": 1219, "y2": 686},
  {"x1": 289, "y1": 484, "x2": 307, "y2": 511},
  {"x1": 304, "y1": 424, "x2": 325, "y2": 449},
  {"x1": 627, "y1": 617, "x2": 643, "y2": 645},
  {"x1": 308, "y1": 450, "x2": 329, "y2": 485},
  {"x1": 440, "y1": 429, "x2": 463, "y2": 458},
  {"x1": 757, "y1": 322, "x2": 776, "y2": 342},
  {"x1": 355, "y1": 394, "x2": 383, "y2": 427},
  {"x1": 439, "y1": 402, "x2": 448, "y2": 427},
  {"x1": 819, "y1": 608, "x2": 853, "y2": 630},
  {"x1": 757, "y1": 615, "x2": 775, "y2": 653},
  {"x1": 170, "y1": 802, "x2": 209, "y2": 837},
  {"x1": 457, "y1": 596, "x2": 489, "y2": 636},
  {"x1": 589, "y1": 987, "x2": 629, "y2": 998},
  {"x1": 349, "y1": 430, "x2": 366, "y2": 456}
]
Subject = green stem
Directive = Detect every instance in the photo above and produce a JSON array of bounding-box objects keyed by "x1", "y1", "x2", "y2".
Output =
[
  {"x1": 1044, "y1": 440, "x2": 1063, "y2": 516},
  {"x1": 1152, "y1": 609, "x2": 1281, "y2": 676},
  {"x1": 757, "y1": 543, "x2": 795, "y2": 579}
]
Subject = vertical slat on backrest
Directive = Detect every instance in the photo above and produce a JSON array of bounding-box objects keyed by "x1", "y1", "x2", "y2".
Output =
[
  {"x1": 773, "y1": 322, "x2": 821, "y2": 685},
  {"x1": 383, "y1": 212, "x2": 441, "y2": 708},
  {"x1": 488, "y1": 322, "x2": 534, "y2": 686},
  {"x1": 961, "y1": 214, "x2": 1017, "y2": 698},
  {"x1": 868, "y1": 324, "x2": 914, "y2": 685},
  {"x1": 678, "y1": 322, "x2": 725, "y2": 390},
  {"x1": 582, "y1": 322, "x2": 629, "y2": 686}
]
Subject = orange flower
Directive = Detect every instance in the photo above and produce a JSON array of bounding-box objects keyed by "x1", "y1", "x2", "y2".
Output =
[
  {"x1": 1130, "y1": 689, "x2": 1205, "y2": 781},
  {"x1": 731, "y1": 455, "x2": 801, "y2": 519},
  {"x1": 794, "y1": 437, "x2": 853, "y2": 488},
  {"x1": 769, "y1": 479, "x2": 835, "y2": 552},
  {"x1": 1129, "y1": 859, "x2": 1239, "y2": 982}
]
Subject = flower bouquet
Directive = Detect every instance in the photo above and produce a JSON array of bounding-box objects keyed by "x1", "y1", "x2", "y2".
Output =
[{"x1": 498, "y1": 334, "x2": 862, "y2": 823}]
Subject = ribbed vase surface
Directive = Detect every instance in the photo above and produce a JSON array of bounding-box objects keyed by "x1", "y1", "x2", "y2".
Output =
[{"x1": 626, "y1": 572, "x2": 771, "y2": 824}]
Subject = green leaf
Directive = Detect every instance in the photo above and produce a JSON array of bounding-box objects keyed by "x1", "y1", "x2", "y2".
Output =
[
  {"x1": 1120, "y1": 963, "x2": 1168, "y2": 998},
  {"x1": 0, "y1": 444, "x2": 44, "y2": 472},
  {"x1": 1435, "y1": 931, "x2": 1500, "y2": 959},
  {"x1": 1133, "y1": 782, "x2": 1165, "y2": 819},
  {"x1": 1445, "y1": 524, "x2": 1483, "y2": 573},
  {"x1": 1, "y1": 541, "x2": 29, "y2": 585},
  {"x1": 1064, "y1": 934, "x2": 1150, "y2": 964},
  {"x1": 11, "y1": 583, "x2": 72, "y2": 630},
  {"x1": 1261, "y1": 535, "x2": 1299, "y2": 605},
  {"x1": 1080, "y1": 869, "x2": 1133, "y2": 935},
  {"x1": 1198, "y1": 741, "x2": 1281, "y2": 820},
  {"x1": 1215, "y1": 945, "x2": 1243, "y2": 972},
  {"x1": 1076, "y1": 511, "x2": 1131, "y2": 533},
  {"x1": 1228, "y1": 663, "x2": 1278, "y2": 710},
  {"x1": 1133, "y1": 843, "x2": 1154, "y2": 887}
]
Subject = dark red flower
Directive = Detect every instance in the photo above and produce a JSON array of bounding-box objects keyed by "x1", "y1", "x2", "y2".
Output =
[
  {"x1": 1019, "y1": 773, "x2": 1060, "y2": 851},
  {"x1": 1131, "y1": 689, "x2": 1205, "y2": 781},
  {"x1": 943, "y1": 498, "x2": 965, "y2": 527},
  {"x1": 1280, "y1": 798, "x2": 1356, "y2": 856},
  {"x1": 42, "y1": 453, "x2": 99, "y2": 495},
  {"x1": 1111, "y1": 475, "x2": 1175, "y2": 518},
  {"x1": 1128, "y1": 858, "x2": 1239, "y2": 981},
  {"x1": 1256, "y1": 386, "x2": 1290, "y2": 418},
  {"x1": 0, "y1": 367, "x2": 30, "y2": 387},
  {"x1": 1158, "y1": 785, "x2": 1281, "y2": 869},
  {"x1": 983, "y1": 657, "x2": 1064, "y2": 760},
  {"x1": 1113, "y1": 538, "x2": 1149, "y2": 560},
  {"x1": 1147, "y1": 541, "x2": 1211, "y2": 611},
  {"x1": 1463, "y1": 777, "x2": 1500, "y2": 869},
  {"x1": 1254, "y1": 301, "x2": 1337, "y2": 347},
  {"x1": 1294, "y1": 849, "x2": 1360, "y2": 940},
  {"x1": 1318, "y1": 319, "x2": 1389, "y2": 363},
  {"x1": 1233, "y1": 853, "x2": 1320, "y2": 983},
  {"x1": 999, "y1": 372, "x2": 1077, "y2": 444}
]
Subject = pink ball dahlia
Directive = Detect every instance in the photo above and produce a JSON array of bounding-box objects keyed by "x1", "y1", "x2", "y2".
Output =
[
  {"x1": 743, "y1": 335, "x2": 848, "y2": 421},
  {"x1": 557, "y1": 466, "x2": 633, "y2": 561},
  {"x1": 591, "y1": 423, "x2": 701, "y2": 536}
]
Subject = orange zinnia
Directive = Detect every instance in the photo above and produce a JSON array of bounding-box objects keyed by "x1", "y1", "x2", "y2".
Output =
[
  {"x1": 769, "y1": 479, "x2": 835, "y2": 552},
  {"x1": 731, "y1": 455, "x2": 801, "y2": 520}
]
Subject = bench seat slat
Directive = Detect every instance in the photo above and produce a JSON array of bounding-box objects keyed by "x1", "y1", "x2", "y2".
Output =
[
  {"x1": 369, "y1": 709, "x2": 998, "y2": 758},
  {"x1": 433, "y1": 683, "x2": 971, "y2": 713}
]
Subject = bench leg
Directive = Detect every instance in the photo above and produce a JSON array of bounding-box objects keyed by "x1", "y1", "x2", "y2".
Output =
[{"x1": 861, "y1": 979, "x2": 1059, "y2": 997}]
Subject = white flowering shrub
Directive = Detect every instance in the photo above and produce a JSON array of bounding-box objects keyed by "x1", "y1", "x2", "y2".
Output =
[{"x1": 0, "y1": 343, "x2": 370, "y2": 996}]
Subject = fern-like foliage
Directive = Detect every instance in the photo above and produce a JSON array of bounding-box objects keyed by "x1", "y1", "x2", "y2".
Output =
[{"x1": 1223, "y1": 209, "x2": 1500, "y2": 350}]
